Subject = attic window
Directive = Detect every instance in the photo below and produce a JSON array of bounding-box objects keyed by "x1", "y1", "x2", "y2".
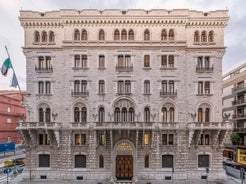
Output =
[
  {"x1": 204, "y1": 13, "x2": 208, "y2": 16},
  {"x1": 40, "y1": 13, "x2": 45, "y2": 16}
]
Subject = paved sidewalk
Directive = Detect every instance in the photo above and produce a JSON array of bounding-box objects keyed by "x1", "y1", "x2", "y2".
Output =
[{"x1": 7, "y1": 175, "x2": 243, "y2": 184}]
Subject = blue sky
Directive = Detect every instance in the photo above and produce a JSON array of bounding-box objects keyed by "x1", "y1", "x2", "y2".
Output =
[{"x1": 0, "y1": 0, "x2": 245, "y2": 90}]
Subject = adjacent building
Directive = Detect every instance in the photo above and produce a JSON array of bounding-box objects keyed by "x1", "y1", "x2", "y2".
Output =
[
  {"x1": 0, "y1": 90, "x2": 26, "y2": 144},
  {"x1": 18, "y1": 9, "x2": 232, "y2": 183},
  {"x1": 223, "y1": 63, "x2": 246, "y2": 164}
]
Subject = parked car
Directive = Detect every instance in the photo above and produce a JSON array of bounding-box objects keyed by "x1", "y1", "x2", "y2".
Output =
[
  {"x1": 4, "y1": 159, "x2": 14, "y2": 167},
  {"x1": 4, "y1": 157, "x2": 25, "y2": 167}
]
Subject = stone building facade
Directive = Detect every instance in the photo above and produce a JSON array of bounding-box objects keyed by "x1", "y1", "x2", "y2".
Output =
[
  {"x1": 222, "y1": 63, "x2": 246, "y2": 164},
  {"x1": 18, "y1": 9, "x2": 232, "y2": 183}
]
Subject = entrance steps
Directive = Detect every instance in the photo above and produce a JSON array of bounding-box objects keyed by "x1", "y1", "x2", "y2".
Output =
[{"x1": 115, "y1": 180, "x2": 134, "y2": 184}]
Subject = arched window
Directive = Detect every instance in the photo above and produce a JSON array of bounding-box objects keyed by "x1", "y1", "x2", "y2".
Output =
[
  {"x1": 170, "y1": 107, "x2": 175, "y2": 122},
  {"x1": 99, "y1": 155, "x2": 104, "y2": 168},
  {"x1": 74, "y1": 107, "x2": 80, "y2": 122},
  {"x1": 194, "y1": 31, "x2": 199, "y2": 42},
  {"x1": 208, "y1": 31, "x2": 214, "y2": 42},
  {"x1": 145, "y1": 155, "x2": 149, "y2": 168},
  {"x1": 34, "y1": 31, "x2": 40, "y2": 42},
  {"x1": 144, "y1": 29, "x2": 150, "y2": 41},
  {"x1": 205, "y1": 108, "x2": 210, "y2": 122},
  {"x1": 162, "y1": 107, "x2": 167, "y2": 122},
  {"x1": 114, "y1": 107, "x2": 120, "y2": 122},
  {"x1": 45, "y1": 108, "x2": 50, "y2": 122},
  {"x1": 98, "y1": 107, "x2": 105, "y2": 122},
  {"x1": 201, "y1": 31, "x2": 207, "y2": 42},
  {"x1": 49, "y1": 31, "x2": 55, "y2": 42},
  {"x1": 161, "y1": 29, "x2": 167, "y2": 40},
  {"x1": 39, "y1": 108, "x2": 44, "y2": 122},
  {"x1": 129, "y1": 107, "x2": 135, "y2": 122},
  {"x1": 122, "y1": 107, "x2": 127, "y2": 122},
  {"x1": 128, "y1": 29, "x2": 134, "y2": 40},
  {"x1": 41, "y1": 31, "x2": 47, "y2": 42},
  {"x1": 74, "y1": 55, "x2": 80, "y2": 68},
  {"x1": 168, "y1": 29, "x2": 174, "y2": 41},
  {"x1": 99, "y1": 55, "x2": 105, "y2": 69},
  {"x1": 114, "y1": 29, "x2": 120, "y2": 40},
  {"x1": 144, "y1": 107, "x2": 150, "y2": 122},
  {"x1": 205, "y1": 134, "x2": 210, "y2": 145},
  {"x1": 99, "y1": 29, "x2": 105, "y2": 40},
  {"x1": 198, "y1": 108, "x2": 203, "y2": 122},
  {"x1": 81, "y1": 107, "x2": 87, "y2": 122},
  {"x1": 74, "y1": 29, "x2": 80, "y2": 40},
  {"x1": 121, "y1": 29, "x2": 127, "y2": 40},
  {"x1": 81, "y1": 29, "x2": 87, "y2": 40}
]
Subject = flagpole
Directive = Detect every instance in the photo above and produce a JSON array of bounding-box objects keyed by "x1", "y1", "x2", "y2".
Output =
[{"x1": 5, "y1": 46, "x2": 24, "y2": 101}]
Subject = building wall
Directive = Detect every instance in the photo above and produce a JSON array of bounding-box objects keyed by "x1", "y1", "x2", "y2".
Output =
[
  {"x1": 19, "y1": 9, "x2": 231, "y2": 183},
  {"x1": 0, "y1": 91, "x2": 26, "y2": 144}
]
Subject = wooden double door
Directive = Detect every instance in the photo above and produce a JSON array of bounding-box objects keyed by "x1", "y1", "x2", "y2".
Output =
[{"x1": 116, "y1": 155, "x2": 133, "y2": 180}]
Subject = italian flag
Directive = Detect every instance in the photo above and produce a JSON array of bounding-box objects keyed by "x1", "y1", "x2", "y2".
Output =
[{"x1": 1, "y1": 58, "x2": 12, "y2": 76}]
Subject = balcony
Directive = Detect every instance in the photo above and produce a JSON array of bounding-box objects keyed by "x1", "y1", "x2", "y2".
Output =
[
  {"x1": 234, "y1": 127, "x2": 246, "y2": 134},
  {"x1": 232, "y1": 83, "x2": 246, "y2": 93},
  {"x1": 188, "y1": 122, "x2": 233, "y2": 130},
  {"x1": 116, "y1": 65, "x2": 133, "y2": 72},
  {"x1": 232, "y1": 99, "x2": 246, "y2": 106},
  {"x1": 196, "y1": 66, "x2": 213, "y2": 73},
  {"x1": 160, "y1": 91, "x2": 177, "y2": 97},
  {"x1": 71, "y1": 91, "x2": 89, "y2": 97},
  {"x1": 35, "y1": 66, "x2": 53, "y2": 73},
  {"x1": 232, "y1": 114, "x2": 246, "y2": 120},
  {"x1": 16, "y1": 122, "x2": 61, "y2": 130}
]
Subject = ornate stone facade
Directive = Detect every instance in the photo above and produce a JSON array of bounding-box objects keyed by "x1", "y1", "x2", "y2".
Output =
[{"x1": 18, "y1": 9, "x2": 232, "y2": 183}]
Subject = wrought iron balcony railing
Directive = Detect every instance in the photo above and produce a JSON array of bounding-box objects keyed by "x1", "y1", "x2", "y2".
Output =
[
  {"x1": 35, "y1": 66, "x2": 53, "y2": 72},
  {"x1": 232, "y1": 99, "x2": 246, "y2": 106},
  {"x1": 232, "y1": 83, "x2": 246, "y2": 93},
  {"x1": 116, "y1": 65, "x2": 133, "y2": 72},
  {"x1": 71, "y1": 91, "x2": 89, "y2": 97},
  {"x1": 196, "y1": 66, "x2": 213, "y2": 73}
]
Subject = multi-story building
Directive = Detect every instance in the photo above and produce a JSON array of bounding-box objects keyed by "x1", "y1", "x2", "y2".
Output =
[
  {"x1": 0, "y1": 90, "x2": 26, "y2": 144},
  {"x1": 18, "y1": 9, "x2": 232, "y2": 183},
  {"x1": 223, "y1": 63, "x2": 246, "y2": 164}
]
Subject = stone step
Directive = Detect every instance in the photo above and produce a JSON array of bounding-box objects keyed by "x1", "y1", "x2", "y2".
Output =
[{"x1": 115, "y1": 180, "x2": 133, "y2": 184}]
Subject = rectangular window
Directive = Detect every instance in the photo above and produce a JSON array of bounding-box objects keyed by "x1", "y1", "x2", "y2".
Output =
[
  {"x1": 99, "y1": 80, "x2": 105, "y2": 94},
  {"x1": 7, "y1": 118, "x2": 11, "y2": 123},
  {"x1": 125, "y1": 80, "x2": 131, "y2": 94},
  {"x1": 39, "y1": 154, "x2": 50, "y2": 167},
  {"x1": 99, "y1": 55, "x2": 105, "y2": 69},
  {"x1": 198, "y1": 155, "x2": 209, "y2": 168},
  {"x1": 75, "y1": 134, "x2": 86, "y2": 145},
  {"x1": 161, "y1": 55, "x2": 167, "y2": 68},
  {"x1": 74, "y1": 55, "x2": 80, "y2": 68},
  {"x1": 45, "y1": 81, "x2": 51, "y2": 94},
  {"x1": 39, "y1": 134, "x2": 50, "y2": 145},
  {"x1": 162, "y1": 134, "x2": 167, "y2": 145},
  {"x1": 81, "y1": 55, "x2": 87, "y2": 68},
  {"x1": 169, "y1": 134, "x2": 174, "y2": 145},
  {"x1": 144, "y1": 133, "x2": 150, "y2": 145},
  {"x1": 75, "y1": 155, "x2": 86, "y2": 168},
  {"x1": 198, "y1": 82, "x2": 203, "y2": 94},
  {"x1": 144, "y1": 55, "x2": 150, "y2": 67},
  {"x1": 162, "y1": 155, "x2": 173, "y2": 168},
  {"x1": 144, "y1": 80, "x2": 150, "y2": 94},
  {"x1": 81, "y1": 80, "x2": 87, "y2": 93},
  {"x1": 39, "y1": 81, "x2": 44, "y2": 94},
  {"x1": 118, "y1": 81, "x2": 124, "y2": 94},
  {"x1": 168, "y1": 55, "x2": 174, "y2": 68},
  {"x1": 99, "y1": 133, "x2": 105, "y2": 145},
  {"x1": 205, "y1": 81, "x2": 210, "y2": 94}
]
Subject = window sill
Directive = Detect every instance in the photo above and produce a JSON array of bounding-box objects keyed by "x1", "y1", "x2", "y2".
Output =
[
  {"x1": 72, "y1": 67, "x2": 89, "y2": 70},
  {"x1": 72, "y1": 168, "x2": 87, "y2": 171},
  {"x1": 98, "y1": 67, "x2": 106, "y2": 70},
  {"x1": 37, "y1": 167, "x2": 50, "y2": 171},
  {"x1": 161, "y1": 168, "x2": 174, "y2": 172},
  {"x1": 143, "y1": 93, "x2": 151, "y2": 95},
  {"x1": 196, "y1": 94, "x2": 213, "y2": 96},
  {"x1": 36, "y1": 94, "x2": 52, "y2": 96},
  {"x1": 143, "y1": 67, "x2": 151, "y2": 70},
  {"x1": 98, "y1": 93, "x2": 106, "y2": 95},
  {"x1": 33, "y1": 42, "x2": 56, "y2": 45},
  {"x1": 160, "y1": 67, "x2": 177, "y2": 70}
]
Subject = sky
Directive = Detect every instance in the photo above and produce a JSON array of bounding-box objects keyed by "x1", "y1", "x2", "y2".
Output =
[{"x1": 0, "y1": 0, "x2": 245, "y2": 90}]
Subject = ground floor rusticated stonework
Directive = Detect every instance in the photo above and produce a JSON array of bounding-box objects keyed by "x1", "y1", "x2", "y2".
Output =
[{"x1": 17, "y1": 122, "x2": 232, "y2": 183}]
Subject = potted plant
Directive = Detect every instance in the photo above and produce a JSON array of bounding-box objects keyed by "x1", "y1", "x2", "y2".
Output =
[{"x1": 230, "y1": 133, "x2": 240, "y2": 145}]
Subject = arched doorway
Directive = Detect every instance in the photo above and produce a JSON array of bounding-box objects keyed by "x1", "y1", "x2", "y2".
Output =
[{"x1": 114, "y1": 140, "x2": 135, "y2": 181}]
